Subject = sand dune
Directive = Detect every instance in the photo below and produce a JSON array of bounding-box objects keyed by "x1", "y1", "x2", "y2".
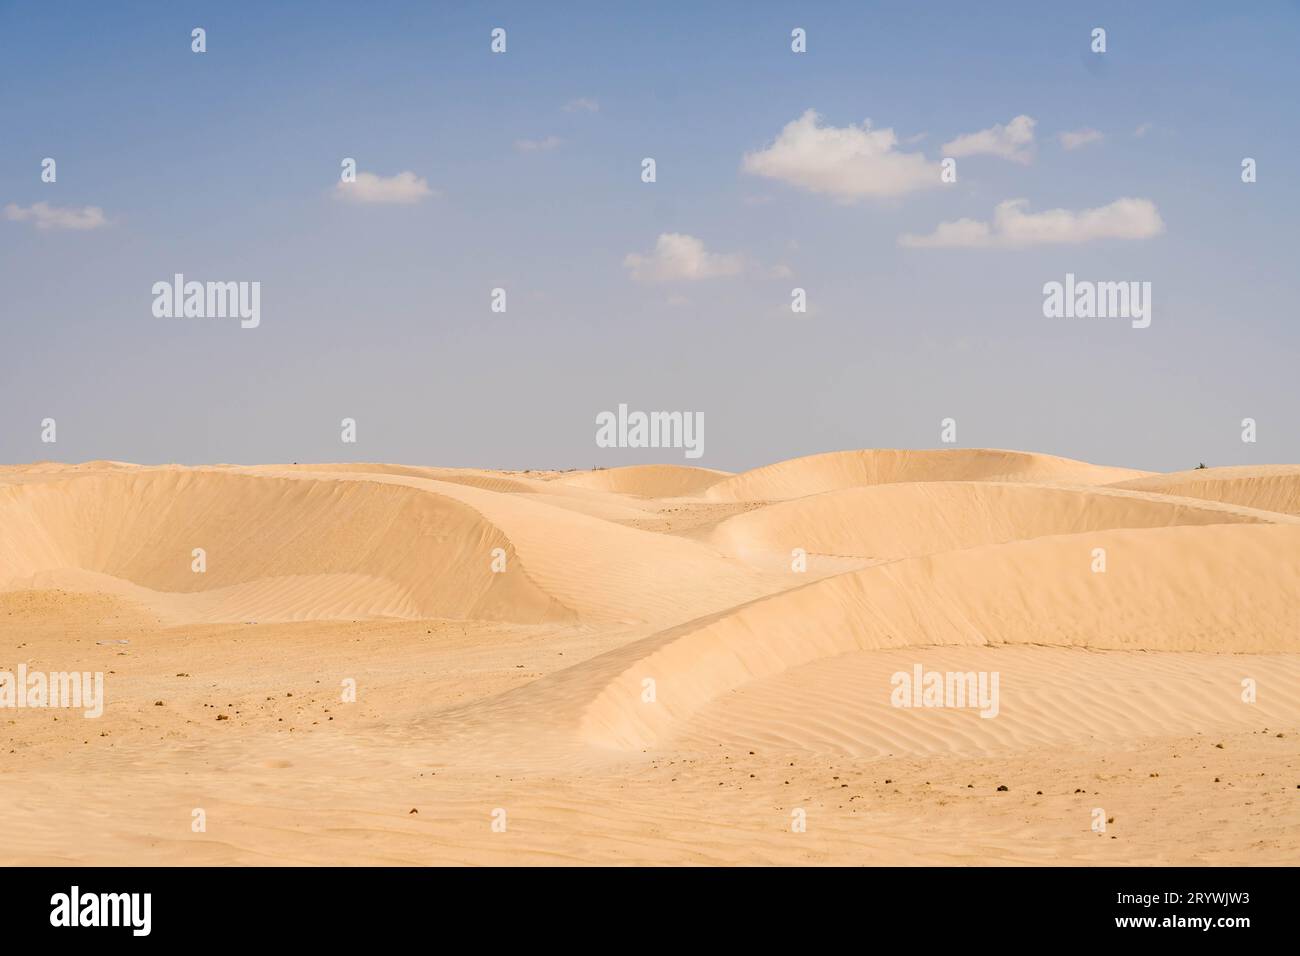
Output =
[
  {"x1": 704, "y1": 448, "x2": 1149, "y2": 502},
  {"x1": 578, "y1": 523, "x2": 1300, "y2": 750},
  {"x1": 554, "y1": 463, "x2": 732, "y2": 497},
  {"x1": 0, "y1": 465, "x2": 790, "y2": 627},
  {"x1": 0, "y1": 469, "x2": 567, "y2": 624},
  {"x1": 706, "y1": 480, "x2": 1288, "y2": 568},
  {"x1": 2, "y1": 450, "x2": 1297, "y2": 866},
  {"x1": 1110, "y1": 464, "x2": 1300, "y2": 516}
]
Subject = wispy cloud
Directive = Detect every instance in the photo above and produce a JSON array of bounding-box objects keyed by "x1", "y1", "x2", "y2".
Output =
[
  {"x1": 1059, "y1": 128, "x2": 1104, "y2": 150},
  {"x1": 624, "y1": 233, "x2": 745, "y2": 281},
  {"x1": 563, "y1": 97, "x2": 599, "y2": 113},
  {"x1": 899, "y1": 197, "x2": 1165, "y2": 249},
  {"x1": 333, "y1": 171, "x2": 435, "y2": 204},
  {"x1": 514, "y1": 135, "x2": 563, "y2": 153},
  {"x1": 4, "y1": 201, "x2": 108, "y2": 230},
  {"x1": 1134, "y1": 122, "x2": 1153, "y2": 138},
  {"x1": 743, "y1": 109, "x2": 940, "y2": 201},
  {"x1": 942, "y1": 115, "x2": 1037, "y2": 164}
]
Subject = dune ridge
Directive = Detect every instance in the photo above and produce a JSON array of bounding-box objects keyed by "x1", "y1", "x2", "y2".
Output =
[
  {"x1": 577, "y1": 523, "x2": 1300, "y2": 750},
  {"x1": 706, "y1": 480, "x2": 1291, "y2": 567},
  {"x1": 0, "y1": 469, "x2": 567, "y2": 624},
  {"x1": 1109, "y1": 464, "x2": 1300, "y2": 516}
]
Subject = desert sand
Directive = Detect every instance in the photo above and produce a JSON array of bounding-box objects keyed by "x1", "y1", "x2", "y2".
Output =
[{"x1": 1, "y1": 449, "x2": 1297, "y2": 865}]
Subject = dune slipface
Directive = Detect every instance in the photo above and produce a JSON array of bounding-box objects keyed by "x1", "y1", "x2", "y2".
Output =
[{"x1": 1, "y1": 451, "x2": 1298, "y2": 866}]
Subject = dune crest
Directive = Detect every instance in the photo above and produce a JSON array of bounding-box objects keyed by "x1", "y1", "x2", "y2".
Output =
[
  {"x1": 706, "y1": 480, "x2": 1292, "y2": 568},
  {"x1": 1110, "y1": 464, "x2": 1300, "y2": 516},
  {"x1": 0, "y1": 469, "x2": 568, "y2": 624},
  {"x1": 553, "y1": 463, "x2": 732, "y2": 497},
  {"x1": 579, "y1": 523, "x2": 1300, "y2": 750}
]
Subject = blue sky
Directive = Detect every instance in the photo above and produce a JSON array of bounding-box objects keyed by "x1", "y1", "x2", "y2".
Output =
[{"x1": 1, "y1": 1, "x2": 1297, "y2": 470}]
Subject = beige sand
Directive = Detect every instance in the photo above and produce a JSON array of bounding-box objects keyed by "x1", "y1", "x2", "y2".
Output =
[{"x1": 1, "y1": 451, "x2": 1297, "y2": 865}]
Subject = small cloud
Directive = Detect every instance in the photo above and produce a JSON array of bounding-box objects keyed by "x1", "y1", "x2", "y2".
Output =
[
  {"x1": 1134, "y1": 122, "x2": 1153, "y2": 138},
  {"x1": 624, "y1": 233, "x2": 745, "y2": 282},
  {"x1": 334, "y1": 171, "x2": 435, "y2": 204},
  {"x1": 4, "y1": 201, "x2": 108, "y2": 230},
  {"x1": 666, "y1": 294, "x2": 691, "y2": 308},
  {"x1": 743, "y1": 109, "x2": 940, "y2": 202},
  {"x1": 942, "y1": 115, "x2": 1037, "y2": 164},
  {"x1": 765, "y1": 263, "x2": 794, "y2": 279},
  {"x1": 899, "y1": 197, "x2": 1164, "y2": 249},
  {"x1": 514, "y1": 135, "x2": 563, "y2": 153},
  {"x1": 563, "y1": 97, "x2": 599, "y2": 113},
  {"x1": 1059, "y1": 128, "x2": 1104, "y2": 150}
]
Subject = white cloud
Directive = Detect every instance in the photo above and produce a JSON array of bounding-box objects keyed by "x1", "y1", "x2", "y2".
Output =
[
  {"x1": 563, "y1": 97, "x2": 599, "y2": 113},
  {"x1": 941, "y1": 115, "x2": 1037, "y2": 164},
  {"x1": 742, "y1": 109, "x2": 940, "y2": 201},
  {"x1": 624, "y1": 233, "x2": 745, "y2": 281},
  {"x1": 1059, "y1": 128, "x2": 1104, "y2": 150},
  {"x1": 4, "y1": 201, "x2": 107, "y2": 230},
  {"x1": 898, "y1": 198, "x2": 1165, "y2": 249},
  {"x1": 514, "y1": 135, "x2": 562, "y2": 153},
  {"x1": 1134, "y1": 122, "x2": 1152, "y2": 138},
  {"x1": 333, "y1": 171, "x2": 434, "y2": 204}
]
